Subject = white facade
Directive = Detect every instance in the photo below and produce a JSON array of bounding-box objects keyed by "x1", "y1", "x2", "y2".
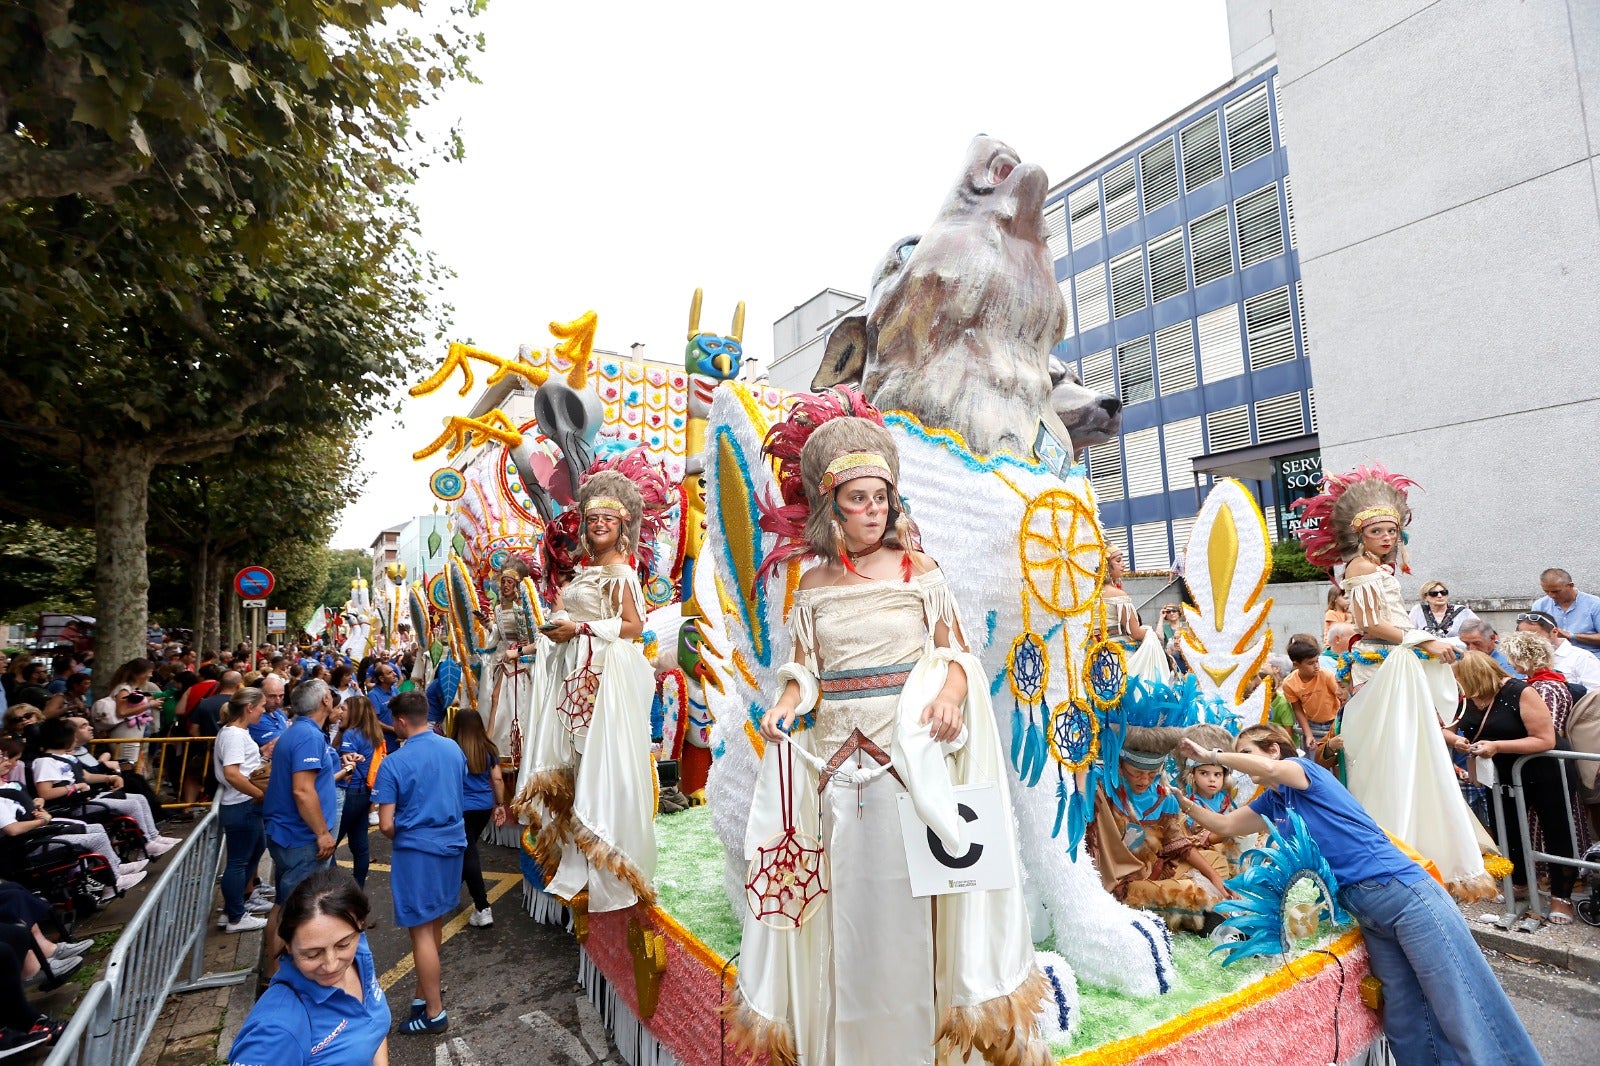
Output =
[
  {"x1": 766, "y1": 289, "x2": 864, "y2": 392},
  {"x1": 1261, "y1": 0, "x2": 1600, "y2": 601}
]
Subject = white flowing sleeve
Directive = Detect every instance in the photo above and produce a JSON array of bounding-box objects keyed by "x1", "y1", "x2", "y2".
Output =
[{"x1": 917, "y1": 571, "x2": 970, "y2": 652}]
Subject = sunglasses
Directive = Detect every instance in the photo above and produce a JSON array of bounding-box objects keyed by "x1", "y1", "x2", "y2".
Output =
[
  {"x1": 1427, "y1": 589, "x2": 1449, "y2": 597},
  {"x1": 1517, "y1": 613, "x2": 1554, "y2": 627}
]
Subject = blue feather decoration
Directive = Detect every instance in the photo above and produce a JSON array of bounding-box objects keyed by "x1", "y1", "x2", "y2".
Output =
[
  {"x1": 1066, "y1": 789, "x2": 1089, "y2": 859},
  {"x1": 1022, "y1": 716, "x2": 1047, "y2": 787},
  {"x1": 1211, "y1": 810, "x2": 1350, "y2": 965},
  {"x1": 1052, "y1": 778, "x2": 1068, "y2": 837},
  {"x1": 1010, "y1": 705, "x2": 1024, "y2": 772}
]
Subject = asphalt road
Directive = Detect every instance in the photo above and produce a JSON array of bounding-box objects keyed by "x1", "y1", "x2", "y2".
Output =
[
  {"x1": 357, "y1": 827, "x2": 621, "y2": 1065},
  {"x1": 1484, "y1": 949, "x2": 1600, "y2": 1065},
  {"x1": 354, "y1": 824, "x2": 1599, "y2": 1064}
]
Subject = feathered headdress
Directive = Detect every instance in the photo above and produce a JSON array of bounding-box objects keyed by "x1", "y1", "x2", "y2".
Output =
[
  {"x1": 1293, "y1": 464, "x2": 1417, "y2": 575},
  {"x1": 754, "y1": 386, "x2": 918, "y2": 584},
  {"x1": 585, "y1": 447, "x2": 673, "y2": 578},
  {"x1": 539, "y1": 510, "x2": 583, "y2": 604}
]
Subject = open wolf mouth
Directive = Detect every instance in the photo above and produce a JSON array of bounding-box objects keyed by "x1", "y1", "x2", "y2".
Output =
[{"x1": 985, "y1": 148, "x2": 1020, "y2": 187}]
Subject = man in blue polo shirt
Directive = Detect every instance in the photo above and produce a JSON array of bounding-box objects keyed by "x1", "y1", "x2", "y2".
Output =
[
  {"x1": 248, "y1": 675, "x2": 290, "y2": 756},
  {"x1": 1533, "y1": 567, "x2": 1600, "y2": 662},
  {"x1": 263, "y1": 678, "x2": 340, "y2": 957},
  {"x1": 367, "y1": 663, "x2": 399, "y2": 752},
  {"x1": 376, "y1": 691, "x2": 466, "y2": 1036}
]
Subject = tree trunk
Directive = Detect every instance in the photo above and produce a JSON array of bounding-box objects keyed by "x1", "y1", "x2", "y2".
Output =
[
  {"x1": 190, "y1": 536, "x2": 211, "y2": 652},
  {"x1": 203, "y1": 551, "x2": 224, "y2": 654},
  {"x1": 225, "y1": 585, "x2": 241, "y2": 651},
  {"x1": 86, "y1": 444, "x2": 156, "y2": 698}
]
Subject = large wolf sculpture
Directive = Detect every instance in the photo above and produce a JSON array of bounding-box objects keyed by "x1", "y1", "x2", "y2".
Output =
[{"x1": 700, "y1": 137, "x2": 1175, "y2": 1017}]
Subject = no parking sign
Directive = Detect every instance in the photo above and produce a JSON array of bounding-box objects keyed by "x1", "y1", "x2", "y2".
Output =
[
  {"x1": 234, "y1": 566, "x2": 275, "y2": 600},
  {"x1": 896, "y1": 783, "x2": 1016, "y2": 897}
]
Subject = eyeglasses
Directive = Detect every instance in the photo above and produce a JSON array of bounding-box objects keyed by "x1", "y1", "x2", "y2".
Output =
[
  {"x1": 1517, "y1": 613, "x2": 1553, "y2": 627},
  {"x1": 1427, "y1": 589, "x2": 1449, "y2": 597}
]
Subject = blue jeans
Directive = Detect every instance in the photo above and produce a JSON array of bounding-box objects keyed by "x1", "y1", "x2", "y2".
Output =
[
  {"x1": 267, "y1": 839, "x2": 329, "y2": 902},
  {"x1": 335, "y1": 787, "x2": 372, "y2": 888},
  {"x1": 1340, "y1": 875, "x2": 1542, "y2": 1065},
  {"x1": 219, "y1": 801, "x2": 265, "y2": 923}
]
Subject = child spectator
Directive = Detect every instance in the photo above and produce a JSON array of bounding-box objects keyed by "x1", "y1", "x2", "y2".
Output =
[{"x1": 1281, "y1": 633, "x2": 1343, "y2": 757}]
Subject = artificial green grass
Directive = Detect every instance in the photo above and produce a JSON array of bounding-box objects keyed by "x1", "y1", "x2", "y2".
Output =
[
  {"x1": 653, "y1": 804, "x2": 743, "y2": 960},
  {"x1": 652, "y1": 806, "x2": 1343, "y2": 1056}
]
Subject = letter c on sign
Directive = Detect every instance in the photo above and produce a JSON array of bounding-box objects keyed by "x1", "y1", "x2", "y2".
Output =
[{"x1": 926, "y1": 803, "x2": 983, "y2": 869}]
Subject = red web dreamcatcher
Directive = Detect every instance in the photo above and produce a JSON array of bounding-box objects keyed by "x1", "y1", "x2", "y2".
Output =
[
  {"x1": 557, "y1": 641, "x2": 600, "y2": 741},
  {"x1": 745, "y1": 743, "x2": 829, "y2": 929}
]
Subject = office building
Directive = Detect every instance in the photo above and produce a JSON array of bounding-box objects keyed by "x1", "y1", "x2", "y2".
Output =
[{"x1": 1045, "y1": 65, "x2": 1315, "y2": 572}]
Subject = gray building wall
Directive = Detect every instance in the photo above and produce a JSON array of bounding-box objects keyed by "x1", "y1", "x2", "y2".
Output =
[
  {"x1": 1226, "y1": 0, "x2": 1276, "y2": 78},
  {"x1": 1269, "y1": 0, "x2": 1600, "y2": 602}
]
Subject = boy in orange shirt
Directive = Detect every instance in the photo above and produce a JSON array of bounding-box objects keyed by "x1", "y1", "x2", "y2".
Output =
[{"x1": 1282, "y1": 633, "x2": 1342, "y2": 756}]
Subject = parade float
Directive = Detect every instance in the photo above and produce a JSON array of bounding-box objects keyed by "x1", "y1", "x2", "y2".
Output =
[{"x1": 402, "y1": 138, "x2": 1393, "y2": 1064}]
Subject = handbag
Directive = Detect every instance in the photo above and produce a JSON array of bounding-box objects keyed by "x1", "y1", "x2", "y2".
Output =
[{"x1": 248, "y1": 760, "x2": 272, "y2": 791}]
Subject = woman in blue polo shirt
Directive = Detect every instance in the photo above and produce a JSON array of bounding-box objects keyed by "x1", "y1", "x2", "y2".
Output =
[
  {"x1": 228, "y1": 868, "x2": 389, "y2": 1066},
  {"x1": 1174, "y1": 723, "x2": 1540, "y2": 1066}
]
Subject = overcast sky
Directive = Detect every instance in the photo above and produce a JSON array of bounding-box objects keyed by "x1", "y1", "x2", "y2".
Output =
[{"x1": 331, "y1": 0, "x2": 1233, "y2": 548}]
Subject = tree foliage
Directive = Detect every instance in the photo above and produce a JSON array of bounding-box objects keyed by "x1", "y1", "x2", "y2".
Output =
[
  {"x1": 0, "y1": 519, "x2": 95, "y2": 619},
  {"x1": 0, "y1": 1, "x2": 482, "y2": 678},
  {"x1": 316, "y1": 547, "x2": 374, "y2": 614}
]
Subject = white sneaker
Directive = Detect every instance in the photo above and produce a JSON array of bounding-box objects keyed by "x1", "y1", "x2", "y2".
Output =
[
  {"x1": 144, "y1": 838, "x2": 175, "y2": 858},
  {"x1": 114, "y1": 871, "x2": 145, "y2": 893},
  {"x1": 119, "y1": 860, "x2": 148, "y2": 875},
  {"x1": 224, "y1": 914, "x2": 268, "y2": 933},
  {"x1": 468, "y1": 906, "x2": 493, "y2": 928},
  {"x1": 368, "y1": 809, "x2": 379, "y2": 827}
]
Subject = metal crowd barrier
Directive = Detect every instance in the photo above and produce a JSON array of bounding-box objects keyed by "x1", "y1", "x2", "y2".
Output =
[
  {"x1": 1483, "y1": 749, "x2": 1600, "y2": 929},
  {"x1": 87, "y1": 737, "x2": 216, "y2": 810},
  {"x1": 42, "y1": 798, "x2": 250, "y2": 1066}
]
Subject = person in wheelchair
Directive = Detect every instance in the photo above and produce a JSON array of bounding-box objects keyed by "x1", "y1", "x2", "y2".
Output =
[
  {"x1": 30, "y1": 719, "x2": 177, "y2": 859},
  {"x1": 0, "y1": 739, "x2": 147, "y2": 901},
  {"x1": 58, "y1": 714, "x2": 164, "y2": 811}
]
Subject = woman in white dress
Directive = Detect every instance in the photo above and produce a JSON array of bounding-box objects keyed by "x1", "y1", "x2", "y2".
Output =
[
  {"x1": 1296, "y1": 465, "x2": 1496, "y2": 901},
  {"x1": 730, "y1": 399, "x2": 1046, "y2": 1066},
  {"x1": 514, "y1": 471, "x2": 657, "y2": 914},
  {"x1": 475, "y1": 558, "x2": 535, "y2": 757}
]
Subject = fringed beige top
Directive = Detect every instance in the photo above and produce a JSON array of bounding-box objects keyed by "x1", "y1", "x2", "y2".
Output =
[{"x1": 790, "y1": 568, "x2": 965, "y2": 753}]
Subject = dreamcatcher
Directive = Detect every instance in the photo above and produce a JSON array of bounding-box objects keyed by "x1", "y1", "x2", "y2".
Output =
[
  {"x1": 557, "y1": 641, "x2": 601, "y2": 740},
  {"x1": 1046, "y1": 619, "x2": 1103, "y2": 856},
  {"x1": 1008, "y1": 632, "x2": 1050, "y2": 787},
  {"x1": 1082, "y1": 601, "x2": 1129, "y2": 712},
  {"x1": 744, "y1": 743, "x2": 829, "y2": 929}
]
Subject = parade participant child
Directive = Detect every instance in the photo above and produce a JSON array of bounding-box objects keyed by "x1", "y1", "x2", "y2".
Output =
[
  {"x1": 1182, "y1": 752, "x2": 1248, "y2": 868},
  {"x1": 1090, "y1": 742, "x2": 1231, "y2": 931},
  {"x1": 733, "y1": 391, "x2": 1047, "y2": 1066},
  {"x1": 1281, "y1": 633, "x2": 1341, "y2": 757},
  {"x1": 1176, "y1": 724, "x2": 1542, "y2": 1065},
  {"x1": 451, "y1": 708, "x2": 507, "y2": 928},
  {"x1": 375, "y1": 691, "x2": 466, "y2": 1036},
  {"x1": 1294, "y1": 465, "x2": 1494, "y2": 900}
]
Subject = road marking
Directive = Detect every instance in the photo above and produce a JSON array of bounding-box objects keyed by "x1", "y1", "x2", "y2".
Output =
[
  {"x1": 336, "y1": 859, "x2": 392, "y2": 873},
  {"x1": 434, "y1": 1036, "x2": 481, "y2": 1066},
  {"x1": 521, "y1": 1009, "x2": 597, "y2": 1064},
  {"x1": 377, "y1": 870, "x2": 521, "y2": 992}
]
